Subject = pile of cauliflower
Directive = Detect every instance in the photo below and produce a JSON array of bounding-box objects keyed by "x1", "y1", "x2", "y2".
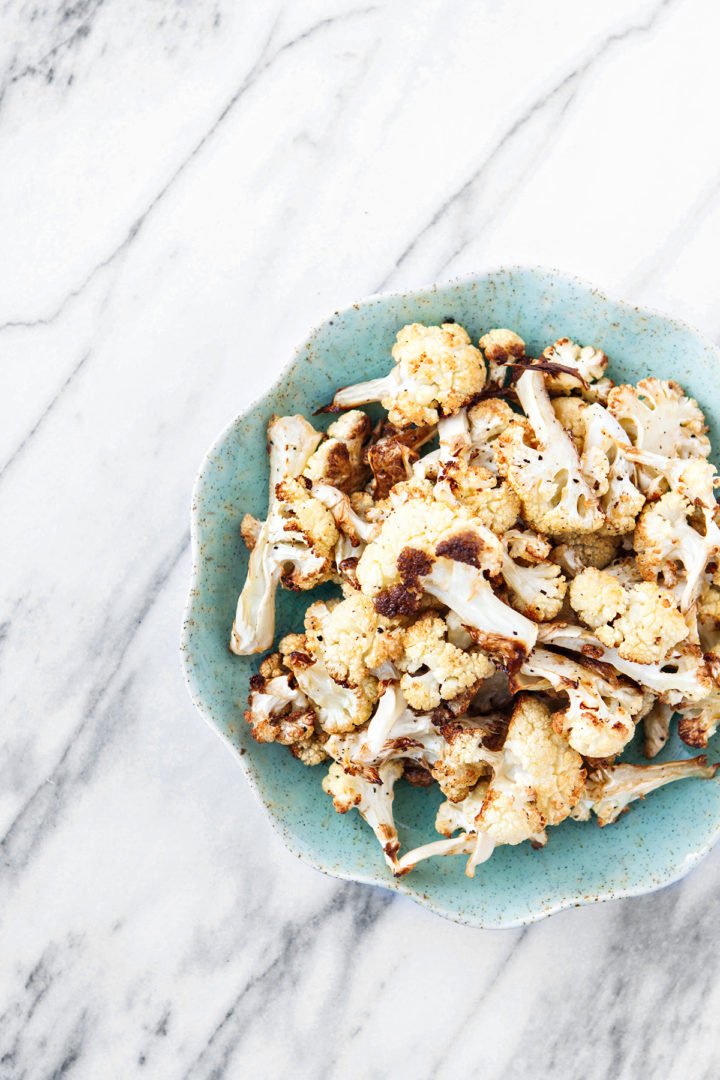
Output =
[{"x1": 230, "y1": 320, "x2": 719, "y2": 877}]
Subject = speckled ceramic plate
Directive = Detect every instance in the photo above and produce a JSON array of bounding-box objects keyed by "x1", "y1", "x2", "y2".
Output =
[{"x1": 181, "y1": 266, "x2": 720, "y2": 928}]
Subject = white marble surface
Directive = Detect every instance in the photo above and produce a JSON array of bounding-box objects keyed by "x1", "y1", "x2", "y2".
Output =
[{"x1": 3, "y1": 0, "x2": 720, "y2": 1076}]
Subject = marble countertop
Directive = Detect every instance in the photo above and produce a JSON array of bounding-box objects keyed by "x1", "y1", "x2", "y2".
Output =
[{"x1": 3, "y1": 1, "x2": 720, "y2": 1076}]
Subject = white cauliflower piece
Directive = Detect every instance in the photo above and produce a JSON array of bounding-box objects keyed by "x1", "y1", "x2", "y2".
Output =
[
  {"x1": 495, "y1": 369, "x2": 603, "y2": 536},
  {"x1": 303, "y1": 410, "x2": 371, "y2": 492},
  {"x1": 643, "y1": 701, "x2": 673, "y2": 759},
  {"x1": 552, "y1": 396, "x2": 588, "y2": 449},
  {"x1": 634, "y1": 491, "x2": 720, "y2": 611},
  {"x1": 550, "y1": 533, "x2": 620, "y2": 577},
  {"x1": 398, "y1": 697, "x2": 585, "y2": 876},
  {"x1": 279, "y1": 634, "x2": 376, "y2": 734},
  {"x1": 623, "y1": 447, "x2": 719, "y2": 508},
  {"x1": 539, "y1": 337, "x2": 608, "y2": 395},
  {"x1": 580, "y1": 403, "x2": 645, "y2": 535},
  {"x1": 500, "y1": 529, "x2": 567, "y2": 621},
  {"x1": 537, "y1": 623, "x2": 711, "y2": 705},
  {"x1": 607, "y1": 379, "x2": 710, "y2": 494},
  {"x1": 304, "y1": 593, "x2": 405, "y2": 690},
  {"x1": 329, "y1": 322, "x2": 485, "y2": 428},
  {"x1": 323, "y1": 760, "x2": 403, "y2": 871},
  {"x1": 398, "y1": 614, "x2": 494, "y2": 710},
  {"x1": 466, "y1": 398, "x2": 518, "y2": 474},
  {"x1": 571, "y1": 757, "x2": 717, "y2": 827},
  {"x1": 515, "y1": 647, "x2": 644, "y2": 758},
  {"x1": 569, "y1": 568, "x2": 689, "y2": 663},
  {"x1": 231, "y1": 415, "x2": 338, "y2": 655},
  {"x1": 431, "y1": 410, "x2": 521, "y2": 532}
]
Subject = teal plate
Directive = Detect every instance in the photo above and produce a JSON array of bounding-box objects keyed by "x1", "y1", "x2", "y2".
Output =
[{"x1": 181, "y1": 267, "x2": 720, "y2": 928}]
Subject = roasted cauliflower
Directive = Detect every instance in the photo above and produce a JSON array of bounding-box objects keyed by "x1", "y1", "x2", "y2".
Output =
[{"x1": 229, "y1": 320, "x2": 719, "y2": 880}]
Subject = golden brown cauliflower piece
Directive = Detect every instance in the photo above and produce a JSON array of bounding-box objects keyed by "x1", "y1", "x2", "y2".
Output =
[
  {"x1": 304, "y1": 593, "x2": 405, "y2": 688},
  {"x1": 569, "y1": 568, "x2": 689, "y2": 663},
  {"x1": 330, "y1": 322, "x2": 486, "y2": 428},
  {"x1": 398, "y1": 614, "x2": 494, "y2": 710}
]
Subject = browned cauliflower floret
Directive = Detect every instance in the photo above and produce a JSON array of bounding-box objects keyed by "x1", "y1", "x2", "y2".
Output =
[
  {"x1": 243, "y1": 653, "x2": 317, "y2": 747},
  {"x1": 329, "y1": 322, "x2": 485, "y2": 428},
  {"x1": 571, "y1": 757, "x2": 717, "y2": 827},
  {"x1": 304, "y1": 593, "x2": 405, "y2": 688},
  {"x1": 466, "y1": 398, "x2": 518, "y2": 474},
  {"x1": 398, "y1": 614, "x2": 494, "y2": 710},
  {"x1": 478, "y1": 328, "x2": 525, "y2": 385},
  {"x1": 431, "y1": 410, "x2": 521, "y2": 532},
  {"x1": 516, "y1": 647, "x2": 644, "y2": 758},
  {"x1": 634, "y1": 491, "x2": 720, "y2": 610},
  {"x1": 366, "y1": 422, "x2": 435, "y2": 499},
  {"x1": 279, "y1": 633, "x2": 376, "y2": 734},
  {"x1": 356, "y1": 502, "x2": 538, "y2": 659},
  {"x1": 274, "y1": 477, "x2": 339, "y2": 583},
  {"x1": 580, "y1": 403, "x2": 645, "y2": 535},
  {"x1": 398, "y1": 697, "x2": 585, "y2": 877},
  {"x1": 607, "y1": 379, "x2": 710, "y2": 494},
  {"x1": 538, "y1": 338, "x2": 608, "y2": 395},
  {"x1": 231, "y1": 415, "x2": 340, "y2": 655},
  {"x1": 495, "y1": 369, "x2": 603, "y2": 537},
  {"x1": 322, "y1": 760, "x2": 403, "y2": 871},
  {"x1": 302, "y1": 410, "x2": 371, "y2": 492},
  {"x1": 500, "y1": 528, "x2": 567, "y2": 621}
]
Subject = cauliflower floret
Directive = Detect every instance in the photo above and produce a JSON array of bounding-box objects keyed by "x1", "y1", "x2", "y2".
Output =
[
  {"x1": 356, "y1": 510, "x2": 538, "y2": 659},
  {"x1": 322, "y1": 760, "x2": 403, "y2": 871},
  {"x1": 607, "y1": 379, "x2": 710, "y2": 493},
  {"x1": 571, "y1": 757, "x2": 717, "y2": 827},
  {"x1": 274, "y1": 477, "x2": 339, "y2": 581},
  {"x1": 231, "y1": 415, "x2": 338, "y2": 655},
  {"x1": 552, "y1": 396, "x2": 588, "y2": 448},
  {"x1": 355, "y1": 497, "x2": 463, "y2": 599},
  {"x1": 366, "y1": 422, "x2": 436, "y2": 499},
  {"x1": 327, "y1": 692, "x2": 501, "y2": 804},
  {"x1": 304, "y1": 593, "x2": 405, "y2": 688},
  {"x1": 431, "y1": 410, "x2": 521, "y2": 532},
  {"x1": 466, "y1": 398, "x2": 518, "y2": 474},
  {"x1": 634, "y1": 491, "x2": 720, "y2": 610},
  {"x1": 398, "y1": 697, "x2": 585, "y2": 876},
  {"x1": 570, "y1": 566, "x2": 691, "y2": 663},
  {"x1": 599, "y1": 582, "x2": 689, "y2": 663},
  {"x1": 675, "y1": 690, "x2": 720, "y2": 749},
  {"x1": 539, "y1": 338, "x2": 608, "y2": 395},
  {"x1": 551, "y1": 533, "x2": 620, "y2": 577},
  {"x1": 280, "y1": 634, "x2": 376, "y2": 733},
  {"x1": 569, "y1": 567, "x2": 628, "y2": 628},
  {"x1": 329, "y1": 322, "x2": 485, "y2": 428},
  {"x1": 289, "y1": 736, "x2": 330, "y2": 766},
  {"x1": 495, "y1": 369, "x2": 603, "y2": 536},
  {"x1": 515, "y1": 647, "x2": 644, "y2": 758},
  {"x1": 243, "y1": 654, "x2": 317, "y2": 746},
  {"x1": 303, "y1": 410, "x2": 371, "y2": 492},
  {"x1": 580, "y1": 404, "x2": 645, "y2": 535},
  {"x1": 398, "y1": 614, "x2": 494, "y2": 710},
  {"x1": 478, "y1": 328, "x2": 526, "y2": 386},
  {"x1": 500, "y1": 529, "x2": 567, "y2": 621},
  {"x1": 537, "y1": 623, "x2": 711, "y2": 705},
  {"x1": 623, "y1": 447, "x2": 719, "y2": 509}
]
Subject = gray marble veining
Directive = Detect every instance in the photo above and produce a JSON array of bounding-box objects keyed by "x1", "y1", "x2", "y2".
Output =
[{"x1": 2, "y1": 0, "x2": 720, "y2": 1077}]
